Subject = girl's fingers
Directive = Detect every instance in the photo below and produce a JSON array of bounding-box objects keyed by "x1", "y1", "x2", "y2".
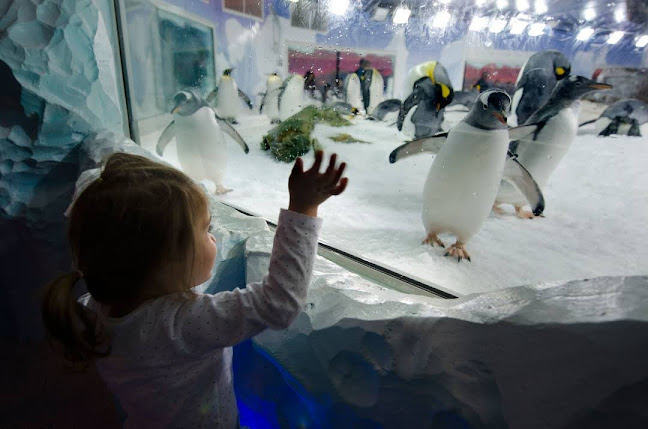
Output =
[
  {"x1": 310, "y1": 150, "x2": 324, "y2": 174},
  {"x1": 324, "y1": 153, "x2": 337, "y2": 176},
  {"x1": 292, "y1": 157, "x2": 304, "y2": 175},
  {"x1": 331, "y1": 177, "x2": 348, "y2": 195},
  {"x1": 330, "y1": 162, "x2": 346, "y2": 186}
]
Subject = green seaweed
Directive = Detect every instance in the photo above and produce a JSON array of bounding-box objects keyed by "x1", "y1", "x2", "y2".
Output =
[
  {"x1": 330, "y1": 133, "x2": 370, "y2": 144},
  {"x1": 261, "y1": 106, "x2": 351, "y2": 162}
]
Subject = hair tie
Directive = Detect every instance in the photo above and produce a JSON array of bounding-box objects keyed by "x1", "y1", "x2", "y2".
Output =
[{"x1": 74, "y1": 269, "x2": 84, "y2": 279}]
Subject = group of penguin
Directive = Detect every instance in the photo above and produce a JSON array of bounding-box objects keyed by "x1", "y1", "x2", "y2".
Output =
[{"x1": 156, "y1": 52, "x2": 645, "y2": 262}]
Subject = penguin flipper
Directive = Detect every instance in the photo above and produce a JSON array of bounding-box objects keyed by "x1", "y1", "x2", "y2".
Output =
[
  {"x1": 389, "y1": 133, "x2": 448, "y2": 163},
  {"x1": 507, "y1": 124, "x2": 538, "y2": 141},
  {"x1": 502, "y1": 156, "x2": 545, "y2": 216},
  {"x1": 397, "y1": 90, "x2": 421, "y2": 131},
  {"x1": 578, "y1": 118, "x2": 597, "y2": 127},
  {"x1": 373, "y1": 99, "x2": 402, "y2": 121},
  {"x1": 156, "y1": 121, "x2": 175, "y2": 156},
  {"x1": 206, "y1": 87, "x2": 218, "y2": 105},
  {"x1": 215, "y1": 113, "x2": 250, "y2": 153},
  {"x1": 238, "y1": 89, "x2": 254, "y2": 110},
  {"x1": 259, "y1": 92, "x2": 267, "y2": 113}
]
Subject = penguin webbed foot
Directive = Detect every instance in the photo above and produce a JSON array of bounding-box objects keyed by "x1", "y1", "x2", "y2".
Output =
[
  {"x1": 422, "y1": 233, "x2": 445, "y2": 248},
  {"x1": 492, "y1": 203, "x2": 507, "y2": 215},
  {"x1": 215, "y1": 185, "x2": 233, "y2": 195},
  {"x1": 515, "y1": 205, "x2": 542, "y2": 219},
  {"x1": 444, "y1": 241, "x2": 471, "y2": 262}
]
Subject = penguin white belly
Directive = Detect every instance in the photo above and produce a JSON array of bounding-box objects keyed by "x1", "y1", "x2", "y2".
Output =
[
  {"x1": 265, "y1": 85, "x2": 281, "y2": 122},
  {"x1": 175, "y1": 106, "x2": 227, "y2": 186},
  {"x1": 344, "y1": 75, "x2": 363, "y2": 112},
  {"x1": 422, "y1": 122, "x2": 509, "y2": 242},
  {"x1": 367, "y1": 70, "x2": 384, "y2": 115},
  {"x1": 509, "y1": 88, "x2": 524, "y2": 127},
  {"x1": 595, "y1": 117, "x2": 633, "y2": 135},
  {"x1": 216, "y1": 78, "x2": 240, "y2": 119},
  {"x1": 280, "y1": 79, "x2": 305, "y2": 120},
  {"x1": 497, "y1": 108, "x2": 576, "y2": 206}
]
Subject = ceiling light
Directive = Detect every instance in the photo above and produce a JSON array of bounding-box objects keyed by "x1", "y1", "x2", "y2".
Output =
[
  {"x1": 510, "y1": 18, "x2": 528, "y2": 34},
  {"x1": 431, "y1": 11, "x2": 451, "y2": 28},
  {"x1": 534, "y1": 0, "x2": 547, "y2": 14},
  {"x1": 516, "y1": 0, "x2": 529, "y2": 12},
  {"x1": 607, "y1": 31, "x2": 624, "y2": 45},
  {"x1": 497, "y1": 0, "x2": 508, "y2": 9},
  {"x1": 439, "y1": 0, "x2": 452, "y2": 4},
  {"x1": 637, "y1": 35, "x2": 648, "y2": 48},
  {"x1": 393, "y1": 7, "x2": 411, "y2": 24},
  {"x1": 576, "y1": 27, "x2": 595, "y2": 41},
  {"x1": 329, "y1": 0, "x2": 349, "y2": 16},
  {"x1": 371, "y1": 7, "x2": 390, "y2": 21},
  {"x1": 469, "y1": 16, "x2": 489, "y2": 31},
  {"x1": 582, "y1": 8, "x2": 596, "y2": 21},
  {"x1": 489, "y1": 18, "x2": 508, "y2": 33},
  {"x1": 475, "y1": 0, "x2": 488, "y2": 6},
  {"x1": 528, "y1": 22, "x2": 545, "y2": 36},
  {"x1": 614, "y1": 5, "x2": 626, "y2": 23}
]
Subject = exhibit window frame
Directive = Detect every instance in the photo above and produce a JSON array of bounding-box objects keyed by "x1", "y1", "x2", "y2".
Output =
[{"x1": 222, "y1": 0, "x2": 265, "y2": 21}]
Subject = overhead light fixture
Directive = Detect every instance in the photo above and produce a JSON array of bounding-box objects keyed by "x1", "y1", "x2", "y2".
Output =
[
  {"x1": 510, "y1": 18, "x2": 528, "y2": 34},
  {"x1": 582, "y1": 7, "x2": 596, "y2": 21},
  {"x1": 329, "y1": 0, "x2": 349, "y2": 16},
  {"x1": 607, "y1": 31, "x2": 624, "y2": 45},
  {"x1": 289, "y1": 0, "x2": 299, "y2": 2},
  {"x1": 614, "y1": 5, "x2": 626, "y2": 23},
  {"x1": 469, "y1": 16, "x2": 489, "y2": 31},
  {"x1": 576, "y1": 27, "x2": 595, "y2": 41},
  {"x1": 489, "y1": 17, "x2": 508, "y2": 33},
  {"x1": 371, "y1": 7, "x2": 390, "y2": 21},
  {"x1": 431, "y1": 11, "x2": 451, "y2": 28},
  {"x1": 393, "y1": 6, "x2": 411, "y2": 24},
  {"x1": 516, "y1": 0, "x2": 529, "y2": 12},
  {"x1": 497, "y1": 0, "x2": 508, "y2": 9},
  {"x1": 475, "y1": 0, "x2": 487, "y2": 6},
  {"x1": 528, "y1": 22, "x2": 545, "y2": 36},
  {"x1": 636, "y1": 35, "x2": 648, "y2": 48},
  {"x1": 439, "y1": 0, "x2": 452, "y2": 4},
  {"x1": 534, "y1": 0, "x2": 547, "y2": 14}
]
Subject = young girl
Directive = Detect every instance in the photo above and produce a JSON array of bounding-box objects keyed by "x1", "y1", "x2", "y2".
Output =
[{"x1": 42, "y1": 150, "x2": 348, "y2": 428}]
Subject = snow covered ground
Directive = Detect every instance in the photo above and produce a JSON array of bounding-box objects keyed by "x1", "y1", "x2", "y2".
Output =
[{"x1": 140, "y1": 102, "x2": 648, "y2": 296}]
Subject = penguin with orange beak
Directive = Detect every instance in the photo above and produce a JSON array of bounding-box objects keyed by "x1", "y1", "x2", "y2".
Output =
[{"x1": 397, "y1": 61, "x2": 455, "y2": 138}]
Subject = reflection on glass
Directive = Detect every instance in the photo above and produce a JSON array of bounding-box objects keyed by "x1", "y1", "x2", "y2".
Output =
[{"x1": 118, "y1": 0, "x2": 648, "y2": 297}]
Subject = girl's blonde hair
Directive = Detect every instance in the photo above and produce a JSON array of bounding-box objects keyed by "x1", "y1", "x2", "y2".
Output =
[{"x1": 42, "y1": 152, "x2": 208, "y2": 363}]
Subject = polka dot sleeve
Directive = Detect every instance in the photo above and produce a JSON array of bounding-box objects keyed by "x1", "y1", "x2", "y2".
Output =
[{"x1": 172, "y1": 209, "x2": 322, "y2": 355}]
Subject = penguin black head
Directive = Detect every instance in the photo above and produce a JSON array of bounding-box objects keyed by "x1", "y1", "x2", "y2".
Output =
[
  {"x1": 223, "y1": 68, "x2": 234, "y2": 76},
  {"x1": 413, "y1": 77, "x2": 454, "y2": 112},
  {"x1": 551, "y1": 51, "x2": 571, "y2": 81},
  {"x1": 465, "y1": 89, "x2": 510, "y2": 130},
  {"x1": 554, "y1": 75, "x2": 613, "y2": 102},
  {"x1": 171, "y1": 90, "x2": 209, "y2": 116}
]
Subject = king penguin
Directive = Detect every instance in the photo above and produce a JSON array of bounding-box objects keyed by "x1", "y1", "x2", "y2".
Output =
[
  {"x1": 259, "y1": 72, "x2": 282, "y2": 124},
  {"x1": 278, "y1": 74, "x2": 306, "y2": 121},
  {"x1": 398, "y1": 61, "x2": 455, "y2": 138},
  {"x1": 206, "y1": 68, "x2": 254, "y2": 124},
  {"x1": 344, "y1": 73, "x2": 364, "y2": 114},
  {"x1": 495, "y1": 76, "x2": 612, "y2": 217},
  {"x1": 156, "y1": 90, "x2": 250, "y2": 194},
  {"x1": 510, "y1": 50, "x2": 571, "y2": 126},
  {"x1": 389, "y1": 90, "x2": 545, "y2": 261},
  {"x1": 579, "y1": 99, "x2": 648, "y2": 137}
]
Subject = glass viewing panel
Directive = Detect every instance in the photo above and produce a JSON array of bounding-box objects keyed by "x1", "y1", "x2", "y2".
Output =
[{"x1": 117, "y1": 0, "x2": 648, "y2": 297}]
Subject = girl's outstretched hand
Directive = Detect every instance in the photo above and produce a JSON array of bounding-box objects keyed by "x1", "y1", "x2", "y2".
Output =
[{"x1": 288, "y1": 151, "x2": 348, "y2": 217}]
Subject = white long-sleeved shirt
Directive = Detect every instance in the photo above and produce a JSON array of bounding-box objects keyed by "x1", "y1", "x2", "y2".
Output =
[{"x1": 80, "y1": 209, "x2": 322, "y2": 428}]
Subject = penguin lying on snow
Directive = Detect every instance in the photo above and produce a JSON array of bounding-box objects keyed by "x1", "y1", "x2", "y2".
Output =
[
  {"x1": 579, "y1": 99, "x2": 648, "y2": 137},
  {"x1": 495, "y1": 76, "x2": 612, "y2": 218},
  {"x1": 206, "y1": 68, "x2": 254, "y2": 124},
  {"x1": 398, "y1": 61, "x2": 455, "y2": 138},
  {"x1": 511, "y1": 50, "x2": 571, "y2": 126},
  {"x1": 259, "y1": 72, "x2": 282, "y2": 124},
  {"x1": 389, "y1": 90, "x2": 544, "y2": 262},
  {"x1": 157, "y1": 90, "x2": 249, "y2": 194}
]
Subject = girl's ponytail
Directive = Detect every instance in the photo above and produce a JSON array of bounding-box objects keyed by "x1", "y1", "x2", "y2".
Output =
[{"x1": 41, "y1": 271, "x2": 109, "y2": 365}]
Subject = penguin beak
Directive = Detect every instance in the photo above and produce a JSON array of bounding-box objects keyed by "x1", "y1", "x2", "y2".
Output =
[
  {"x1": 493, "y1": 112, "x2": 507, "y2": 125},
  {"x1": 171, "y1": 105, "x2": 182, "y2": 114},
  {"x1": 589, "y1": 83, "x2": 613, "y2": 90},
  {"x1": 436, "y1": 102, "x2": 441, "y2": 112}
]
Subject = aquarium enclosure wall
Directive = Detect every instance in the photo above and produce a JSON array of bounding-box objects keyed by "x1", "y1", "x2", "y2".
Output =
[{"x1": 1, "y1": 0, "x2": 648, "y2": 427}]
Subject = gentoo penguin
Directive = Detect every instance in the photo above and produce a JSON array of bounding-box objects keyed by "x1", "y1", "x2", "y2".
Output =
[
  {"x1": 579, "y1": 99, "x2": 648, "y2": 137},
  {"x1": 398, "y1": 61, "x2": 455, "y2": 138},
  {"x1": 259, "y1": 72, "x2": 282, "y2": 124},
  {"x1": 156, "y1": 90, "x2": 249, "y2": 194},
  {"x1": 495, "y1": 76, "x2": 612, "y2": 217},
  {"x1": 330, "y1": 101, "x2": 360, "y2": 117},
  {"x1": 344, "y1": 73, "x2": 364, "y2": 113},
  {"x1": 510, "y1": 50, "x2": 571, "y2": 126},
  {"x1": 368, "y1": 99, "x2": 402, "y2": 120},
  {"x1": 206, "y1": 68, "x2": 254, "y2": 124},
  {"x1": 278, "y1": 74, "x2": 306, "y2": 121},
  {"x1": 389, "y1": 90, "x2": 545, "y2": 261}
]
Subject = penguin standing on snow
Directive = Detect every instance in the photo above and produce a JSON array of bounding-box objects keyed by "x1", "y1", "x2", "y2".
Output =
[
  {"x1": 398, "y1": 61, "x2": 455, "y2": 138},
  {"x1": 389, "y1": 90, "x2": 545, "y2": 261},
  {"x1": 278, "y1": 74, "x2": 306, "y2": 121},
  {"x1": 510, "y1": 50, "x2": 571, "y2": 126},
  {"x1": 353, "y1": 59, "x2": 385, "y2": 115},
  {"x1": 156, "y1": 90, "x2": 249, "y2": 194},
  {"x1": 344, "y1": 73, "x2": 364, "y2": 114},
  {"x1": 206, "y1": 68, "x2": 253, "y2": 124},
  {"x1": 259, "y1": 72, "x2": 282, "y2": 124},
  {"x1": 579, "y1": 99, "x2": 648, "y2": 137},
  {"x1": 495, "y1": 76, "x2": 612, "y2": 217}
]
